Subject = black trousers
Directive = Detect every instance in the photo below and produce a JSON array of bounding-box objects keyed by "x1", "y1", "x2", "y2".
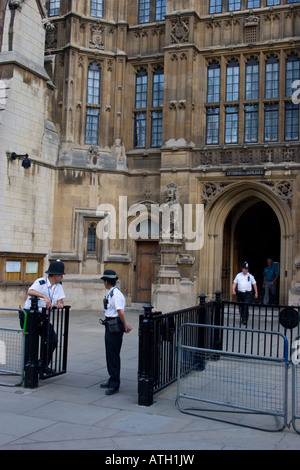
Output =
[
  {"x1": 20, "y1": 311, "x2": 58, "y2": 369},
  {"x1": 104, "y1": 319, "x2": 124, "y2": 389},
  {"x1": 237, "y1": 291, "x2": 252, "y2": 323}
]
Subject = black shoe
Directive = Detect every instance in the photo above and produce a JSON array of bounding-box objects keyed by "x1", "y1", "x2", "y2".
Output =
[
  {"x1": 100, "y1": 380, "x2": 110, "y2": 388},
  {"x1": 105, "y1": 387, "x2": 119, "y2": 396},
  {"x1": 43, "y1": 367, "x2": 55, "y2": 376}
]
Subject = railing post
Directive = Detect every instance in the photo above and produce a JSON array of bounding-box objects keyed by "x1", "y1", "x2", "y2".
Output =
[
  {"x1": 24, "y1": 297, "x2": 40, "y2": 388},
  {"x1": 196, "y1": 294, "x2": 207, "y2": 370},
  {"x1": 198, "y1": 294, "x2": 206, "y2": 345},
  {"x1": 213, "y1": 290, "x2": 223, "y2": 350},
  {"x1": 138, "y1": 303, "x2": 155, "y2": 406}
]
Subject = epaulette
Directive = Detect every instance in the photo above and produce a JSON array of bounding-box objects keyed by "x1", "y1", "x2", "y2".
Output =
[{"x1": 39, "y1": 280, "x2": 46, "y2": 285}]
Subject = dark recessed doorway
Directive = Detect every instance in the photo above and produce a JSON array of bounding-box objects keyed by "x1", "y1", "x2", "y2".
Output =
[{"x1": 222, "y1": 201, "x2": 281, "y2": 301}]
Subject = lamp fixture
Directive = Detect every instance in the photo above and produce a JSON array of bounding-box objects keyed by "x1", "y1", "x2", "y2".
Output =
[{"x1": 11, "y1": 152, "x2": 31, "y2": 169}]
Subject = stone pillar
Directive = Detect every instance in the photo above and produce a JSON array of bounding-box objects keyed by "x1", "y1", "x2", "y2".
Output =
[{"x1": 151, "y1": 182, "x2": 196, "y2": 312}]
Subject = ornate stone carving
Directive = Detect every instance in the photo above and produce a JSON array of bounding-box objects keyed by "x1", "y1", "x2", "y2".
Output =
[
  {"x1": 90, "y1": 25, "x2": 104, "y2": 50},
  {"x1": 201, "y1": 181, "x2": 231, "y2": 205},
  {"x1": 160, "y1": 182, "x2": 181, "y2": 240},
  {"x1": 193, "y1": 145, "x2": 300, "y2": 169},
  {"x1": 262, "y1": 180, "x2": 293, "y2": 210},
  {"x1": 87, "y1": 146, "x2": 104, "y2": 168},
  {"x1": 282, "y1": 147, "x2": 295, "y2": 163},
  {"x1": 276, "y1": 181, "x2": 293, "y2": 200},
  {"x1": 45, "y1": 25, "x2": 57, "y2": 49},
  {"x1": 170, "y1": 17, "x2": 189, "y2": 44},
  {"x1": 244, "y1": 15, "x2": 260, "y2": 27}
]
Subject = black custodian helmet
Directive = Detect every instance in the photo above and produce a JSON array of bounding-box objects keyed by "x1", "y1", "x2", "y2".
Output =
[{"x1": 45, "y1": 259, "x2": 65, "y2": 275}]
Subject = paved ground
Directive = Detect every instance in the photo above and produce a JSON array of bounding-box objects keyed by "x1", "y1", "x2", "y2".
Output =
[{"x1": 0, "y1": 308, "x2": 299, "y2": 452}]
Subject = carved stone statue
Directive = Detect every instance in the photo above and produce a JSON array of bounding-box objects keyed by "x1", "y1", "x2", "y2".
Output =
[
  {"x1": 161, "y1": 182, "x2": 181, "y2": 240},
  {"x1": 112, "y1": 138, "x2": 127, "y2": 169}
]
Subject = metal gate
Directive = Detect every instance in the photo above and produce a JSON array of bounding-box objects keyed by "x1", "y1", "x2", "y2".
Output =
[
  {"x1": 38, "y1": 306, "x2": 70, "y2": 380},
  {"x1": 177, "y1": 323, "x2": 289, "y2": 432},
  {"x1": 0, "y1": 308, "x2": 25, "y2": 386}
]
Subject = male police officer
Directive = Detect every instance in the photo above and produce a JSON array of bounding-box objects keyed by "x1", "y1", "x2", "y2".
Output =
[
  {"x1": 24, "y1": 259, "x2": 65, "y2": 311},
  {"x1": 232, "y1": 262, "x2": 258, "y2": 325},
  {"x1": 22, "y1": 259, "x2": 65, "y2": 374}
]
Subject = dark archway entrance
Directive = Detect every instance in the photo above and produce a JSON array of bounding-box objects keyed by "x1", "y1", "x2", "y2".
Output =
[{"x1": 222, "y1": 201, "x2": 281, "y2": 301}]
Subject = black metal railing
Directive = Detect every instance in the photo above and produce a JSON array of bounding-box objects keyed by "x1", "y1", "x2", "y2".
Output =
[
  {"x1": 138, "y1": 295, "x2": 213, "y2": 406},
  {"x1": 138, "y1": 291, "x2": 300, "y2": 406}
]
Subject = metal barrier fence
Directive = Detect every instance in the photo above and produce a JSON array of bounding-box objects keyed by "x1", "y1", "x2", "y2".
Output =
[
  {"x1": 0, "y1": 308, "x2": 25, "y2": 387},
  {"x1": 177, "y1": 323, "x2": 289, "y2": 432},
  {"x1": 0, "y1": 303, "x2": 70, "y2": 388},
  {"x1": 138, "y1": 294, "x2": 300, "y2": 407}
]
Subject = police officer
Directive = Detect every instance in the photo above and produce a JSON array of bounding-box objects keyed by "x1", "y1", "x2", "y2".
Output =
[
  {"x1": 24, "y1": 259, "x2": 65, "y2": 312},
  {"x1": 232, "y1": 262, "x2": 258, "y2": 325},
  {"x1": 22, "y1": 259, "x2": 66, "y2": 374},
  {"x1": 100, "y1": 270, "x2": 132, "y2": 395}
]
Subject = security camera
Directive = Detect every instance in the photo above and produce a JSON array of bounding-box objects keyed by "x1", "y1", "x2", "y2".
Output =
[{"x1": 22, "y1": 155, "x2": 31, "y2": 169}]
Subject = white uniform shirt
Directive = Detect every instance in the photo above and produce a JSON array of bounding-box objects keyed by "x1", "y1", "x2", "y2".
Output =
[
  {"x1": 233, "y1": 272, "x2": 256, "y2": 293},
  {"x1": 24, "y1": 277, "x2": 65, "y2": 311},
  {"x1": 104, "y1": 286, "x2": 125, "y2": 318}
]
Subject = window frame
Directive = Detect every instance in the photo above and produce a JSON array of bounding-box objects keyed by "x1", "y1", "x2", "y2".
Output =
[
  {"x1": 0, "y1": 253, "x2": 45, "y2": 284},
  {"x1": 285, "y1": 53, "x2": 300, "y2": 99},
  {"x1": 226, "y1": 59, "x2": 240, "y2": 102},
  {"x1": 138, "y1": 0, "x2": 166, "y2": 24},
  {"x1": 91, "y1": 0, "x2": 104, "y2": 18},
  {"x1": 225, "y1": 105, "x2": 239, "y2": 143},
  {"x1": 245, "y1": 57, "x2": 259, "y2": 101},
  {"x1": 264, "y1": 103, "x2": 279, "y2": 142},
  {"x1": 206, "y1": 107, "x2": 220, "y2": 145},
  {"x1": 48, "y1": 0, "x2": 60, "y2": 17},
  {"x1": 209, "y1": 0, "x2": 222, "y2": 13},
  {"x1": 244, "y1": 104, "x2": 259, "y2": 142},
  {"x1": 228, "y1": 0, "x2": 241, "y2": 11},
  {"x1": 285, "y1": 102, "x2": 299, "y2": 141},
  {"x1": 265, "y1": 55, "x2": 279, "y2": 99},
  {"x1": 133, "y1": 65, "x2": 164, "y2": 149},
  {"x1": 85, "y1": 62, "x2": 101, "y2": 145},
  {"x1": 207, "y1": 61, "x2": 221, "y2": 103}
]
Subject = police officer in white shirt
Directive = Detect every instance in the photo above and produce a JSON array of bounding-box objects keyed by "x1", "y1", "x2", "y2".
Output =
[
  {"x1": 24, "y1": 260, "x2": 65, "y2": 312},
  {"x1": 100, "y1": 270, "x2": 132, "y2": 395},
  {"x1": 22, "y1": 260, "x2": 66, "y2": 374},
  {"x1": 232, "y1": 262, "x2": 258, "y2": 325}
]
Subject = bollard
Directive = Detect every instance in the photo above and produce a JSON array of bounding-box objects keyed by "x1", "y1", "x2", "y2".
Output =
[{"x1": 24, "y1": 297, "x2": 40, "y2": 388}]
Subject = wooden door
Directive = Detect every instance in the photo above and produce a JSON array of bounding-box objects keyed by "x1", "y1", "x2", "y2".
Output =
[{"x1": 135, "y1": 241, "x2": 159, "y2": 303}]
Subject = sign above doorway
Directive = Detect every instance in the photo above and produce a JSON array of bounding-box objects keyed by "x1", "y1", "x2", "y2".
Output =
[{"x1": 226, "y1": 170, "x2": 265, "y2": 177}]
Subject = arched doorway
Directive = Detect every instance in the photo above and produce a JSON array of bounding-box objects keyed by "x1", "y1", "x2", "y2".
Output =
[
  {"x1": 202, "y1": 181, "x2": 293, "y2": 304},
  {"x1": 222, "y1": 201, "x2": 281, "y2": 301}
]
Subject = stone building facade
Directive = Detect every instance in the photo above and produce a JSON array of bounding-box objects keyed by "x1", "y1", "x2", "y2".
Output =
[{"x1": 0, "y1": 0, "x2": 299, "y2": 310}]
